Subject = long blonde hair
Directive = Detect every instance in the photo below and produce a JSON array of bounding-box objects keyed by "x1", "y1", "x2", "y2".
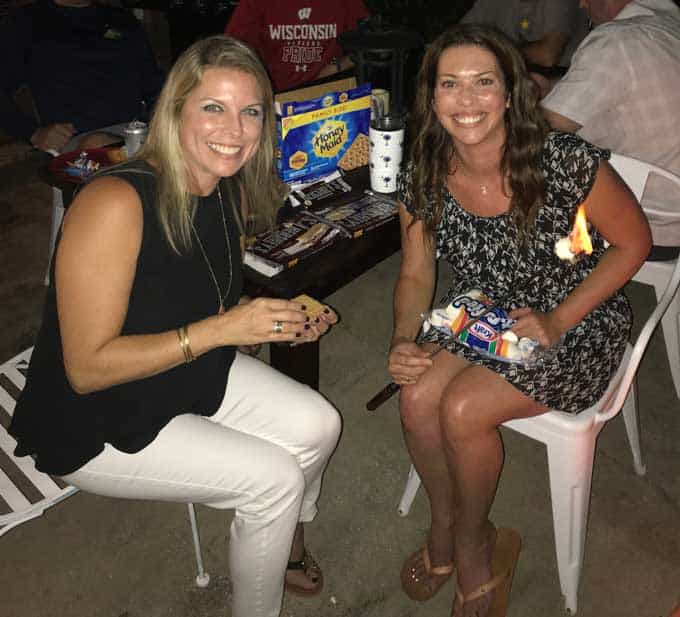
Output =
[
  {"x1": 139, "y1": 35, "x2": 285, "y2": 254},
  {"x1": 408, "y1": 25, "x2": 549, "y2": 237}
]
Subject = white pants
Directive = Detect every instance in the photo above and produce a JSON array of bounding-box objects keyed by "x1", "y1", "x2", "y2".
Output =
[{"x1": 63, "y1": 352, "x2": 341, "y2": 617}]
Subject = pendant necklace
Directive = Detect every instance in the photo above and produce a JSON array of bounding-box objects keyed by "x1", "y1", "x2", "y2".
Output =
[
  {"x1": 190, "y1": 185, "x2": 232, "y2": 314},
  {"x1": 453, "y1": 161, "x2": 493, "y2": 196}
]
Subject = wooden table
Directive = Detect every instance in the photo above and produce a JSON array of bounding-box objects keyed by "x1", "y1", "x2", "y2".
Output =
[
  {"x1": 244, "y1": 166, "x2": 401, "y2": 389},
  {"x1": 39, "y1": 146, "x2": 121, "y2": 207},
  {"x1": 244, "y1": 216, "x2": 400, "y2": 389}
]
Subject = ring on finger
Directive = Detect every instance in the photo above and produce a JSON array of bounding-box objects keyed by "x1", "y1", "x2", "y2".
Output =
[{"x1": 272, "y1": 320, "x2": 283, "y2": 334}]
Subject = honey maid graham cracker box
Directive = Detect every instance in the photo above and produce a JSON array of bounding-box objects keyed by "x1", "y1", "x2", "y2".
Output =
[{"x1": 275, "y1": 79, "x2": 371, "y2": 183}]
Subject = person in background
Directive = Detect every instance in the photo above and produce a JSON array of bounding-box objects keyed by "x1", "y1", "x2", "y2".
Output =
[
  {"x1": 9, "y1": 35, "x2": 340, "y2": 617},
  {"x1": 460, "y1": 0, "x2": 590, "y2": 69},
  {"x1": 542, "y1": 0, "x2": 680, "y2": 259},
  {"x1": 0, "y1": 0, "x2": 165, "y2": 153},
  {"x1": 390, "y1": 24, "x2": 650, "y2": 617},
  {"x1": 225, "y1": 0, "x2": 370, "y2": 92}
]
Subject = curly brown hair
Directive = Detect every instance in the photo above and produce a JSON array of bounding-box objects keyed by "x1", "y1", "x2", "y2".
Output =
[{"x1": 407, "y1": 24, "x2": 549, "y2": 238}]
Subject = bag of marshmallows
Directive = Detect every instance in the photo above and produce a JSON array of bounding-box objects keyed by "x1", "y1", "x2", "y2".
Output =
[{"x1": 422, "y1": 290, "x2": 540, "y2": 364}]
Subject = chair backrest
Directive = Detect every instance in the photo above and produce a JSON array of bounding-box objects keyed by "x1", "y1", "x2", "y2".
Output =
[
  {"x1": 609, "y1": 153, "x2": 649, "y2": 201},
  {"x1": 0, "y1": 348, "x2": 78, "y2": 537},
  {"x1": 594, "y1": 159, "x2": 680, "y2": 422},
  {"x1": 609, "y1": 152, "x2": 680, "y2": 220}
]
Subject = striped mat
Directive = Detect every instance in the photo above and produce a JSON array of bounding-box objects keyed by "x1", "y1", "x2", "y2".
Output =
[{"x1": 0, "y1": 348, "x2": 78, "y2": 536}]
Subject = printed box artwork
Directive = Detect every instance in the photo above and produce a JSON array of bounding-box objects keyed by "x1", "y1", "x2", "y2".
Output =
[
  {"x1": 275, "y1": 82, "x2": 371, "y2": 183},
  {"x1": 244, "y1": 191, "x2": 398, "y2": 277},
  {"x1": 244, "y1": 211, "x2": 342, "y2": 277},
  {"x1": 312, "y1": 193, "x2": 398, "y2": 238}
]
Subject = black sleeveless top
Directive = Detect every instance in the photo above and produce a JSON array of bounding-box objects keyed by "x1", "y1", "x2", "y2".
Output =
[{"x1": 9, "y1": 161, "x2": 244, "y2": 475}]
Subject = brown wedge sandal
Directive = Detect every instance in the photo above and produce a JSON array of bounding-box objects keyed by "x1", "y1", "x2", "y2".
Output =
[
  {"x1": 285, "y1": 549, "x2": 324, "y2": 597},
  {"x1": 452, "y1": 527, "x2": 521, "y2": 617},
  {"x1": 400, "y1": 545, "x2": 455, "y2": 601}
]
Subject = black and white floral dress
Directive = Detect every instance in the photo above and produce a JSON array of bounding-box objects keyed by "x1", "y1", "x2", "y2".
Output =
[{"x1": 398, "y1": 131, "x2": 632, "y2": 413}]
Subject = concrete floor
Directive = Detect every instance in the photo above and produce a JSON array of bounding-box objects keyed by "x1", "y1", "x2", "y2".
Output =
[{"x1": 1, "y1": 152, "x2": 679, "y2": 617}]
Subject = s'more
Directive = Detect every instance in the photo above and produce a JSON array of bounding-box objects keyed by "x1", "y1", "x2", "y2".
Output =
[{"x1": 292, "y1": 294, "x2": 326, "y2": 319}]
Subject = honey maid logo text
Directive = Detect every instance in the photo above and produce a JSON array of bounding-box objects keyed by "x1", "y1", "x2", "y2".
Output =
[{"x1": 312, "y1": 120, "x2": 347, "y2": 158}]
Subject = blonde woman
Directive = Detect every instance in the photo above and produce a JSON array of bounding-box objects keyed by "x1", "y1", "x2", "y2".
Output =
[{"x1": 10, "y1": 36, "x2": 340, "y2": 617}]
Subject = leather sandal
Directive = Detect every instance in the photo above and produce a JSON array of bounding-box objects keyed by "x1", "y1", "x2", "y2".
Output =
[
  {"x1": 400, "y1": 545, "x2": 455, "y2": 601},
  {"x1": 285, "y1": 549, "x2": 323, "y2": 597},
  {"x1": 452, "y1": 527, "x2": 521, "y2": 617}
]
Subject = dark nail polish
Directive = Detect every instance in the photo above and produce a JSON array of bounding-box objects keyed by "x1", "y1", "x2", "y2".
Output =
[
  {"x1": 314, "y1": 317, "x2": 320, "y2": 323},
  {"x1": 305, "y1": 316, "x2": 310, "y2": 322},
  {"x1": 301, "y1": 305, "x2": 307, "y2": 311},
  {"x1": 323, "y1": 307, "x2": 330, "y2": 314},
  {"x1": 304, "y1": 324, "x2": 310, "y2": 330},
  {"x1": 295, "y1": 332, "x2": 301, "y2": 338}
]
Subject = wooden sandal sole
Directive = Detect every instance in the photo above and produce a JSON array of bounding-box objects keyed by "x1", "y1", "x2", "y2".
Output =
[
  {"x1": 400, "y1": 546, "x2": 455, "y2": 601},
  {"x1": 454, "y1": 527, "x2": 522, "y2": 617},
  {"x1": 284, "y1": 577, "x2": 324, "y2": 597}
]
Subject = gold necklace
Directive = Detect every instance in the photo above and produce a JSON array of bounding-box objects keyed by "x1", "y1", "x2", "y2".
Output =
[
  {"x1": 453, "y1": 166, "x2": 495, "y2": 197},
  {"x1": 190, "y1": 185, "x2": 232, "y2": 314}
]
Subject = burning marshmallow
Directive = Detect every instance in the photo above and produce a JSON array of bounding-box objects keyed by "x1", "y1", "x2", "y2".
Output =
[{"x1": 555, "y1": 205, "x2": 593, "y2": 262}]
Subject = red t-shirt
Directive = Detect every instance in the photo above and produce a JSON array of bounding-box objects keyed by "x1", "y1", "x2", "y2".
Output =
[{"x1": 226, "y1": 0, "x2": 370, "y2": 92}]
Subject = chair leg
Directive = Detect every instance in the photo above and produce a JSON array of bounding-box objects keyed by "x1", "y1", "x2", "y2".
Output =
[
  {"x1": 545, "y1": 430, "x2": 599, "y2": 615},
  {"x1": 398, "y1": 464, "x2": 421, "y2": 517},
  {"x1": 656, "y1": 281, "x2": 680, "y2": 399},
  {"x1": 621, "y1": 379, "x2": 646, "y2": 476},
  {"x1": 45, "y1": 188, "x2": 65, "y2": 286},
  {"x1": 187, "y1": 502, "x2": 210, "y2": 588}
]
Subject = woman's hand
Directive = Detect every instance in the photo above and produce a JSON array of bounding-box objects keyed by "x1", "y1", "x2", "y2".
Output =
[
  {"x1": 508, "y1": 307, "x2": 563, "y2": 348},
  {"x1": 388, "y1": 339, "x2": 435, "y2": 385},
  {"x1": 220, "y1": 297, "x2": 337, "y2": 346}
]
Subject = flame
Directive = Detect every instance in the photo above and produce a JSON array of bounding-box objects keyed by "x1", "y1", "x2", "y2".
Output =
[{"x1": 569, "y1": 205, "x2": 593, "y2": 256}]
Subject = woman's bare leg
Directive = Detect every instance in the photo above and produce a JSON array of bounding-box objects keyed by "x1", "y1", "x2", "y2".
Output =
[
  {"x1": 400, "y1": 350, "x2": 470, "y2": 567},
  {"x1": 439, "y1": 365, "x2": 547, "y2": 617}
]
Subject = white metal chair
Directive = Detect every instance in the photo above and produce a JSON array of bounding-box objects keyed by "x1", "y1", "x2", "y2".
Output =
[
  {"x1": 0, "y1": 348, "x2": 210, "y2": 588},
  {"x1": 397, "y1": 165, "x2": 680, "y2": 613},
  {"x1": 608, "y1": 153, "x2": 680, "y2": 399}
]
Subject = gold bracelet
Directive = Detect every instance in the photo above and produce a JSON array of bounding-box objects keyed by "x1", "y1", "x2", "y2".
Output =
[
  {"x1": 176, "y1": 327, "x2": 189, "y2": 363},
  {"x1": 176, "y1": 325, "x2": 194, "y2": 363},
  {"x1": 182, "y1": 325, "x2": 195, "y2": 362}
]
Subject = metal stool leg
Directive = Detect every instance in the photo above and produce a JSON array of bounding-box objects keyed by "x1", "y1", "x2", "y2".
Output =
[{"x1": 187, "y1": 502, "x2": 210, "y2": 587}]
